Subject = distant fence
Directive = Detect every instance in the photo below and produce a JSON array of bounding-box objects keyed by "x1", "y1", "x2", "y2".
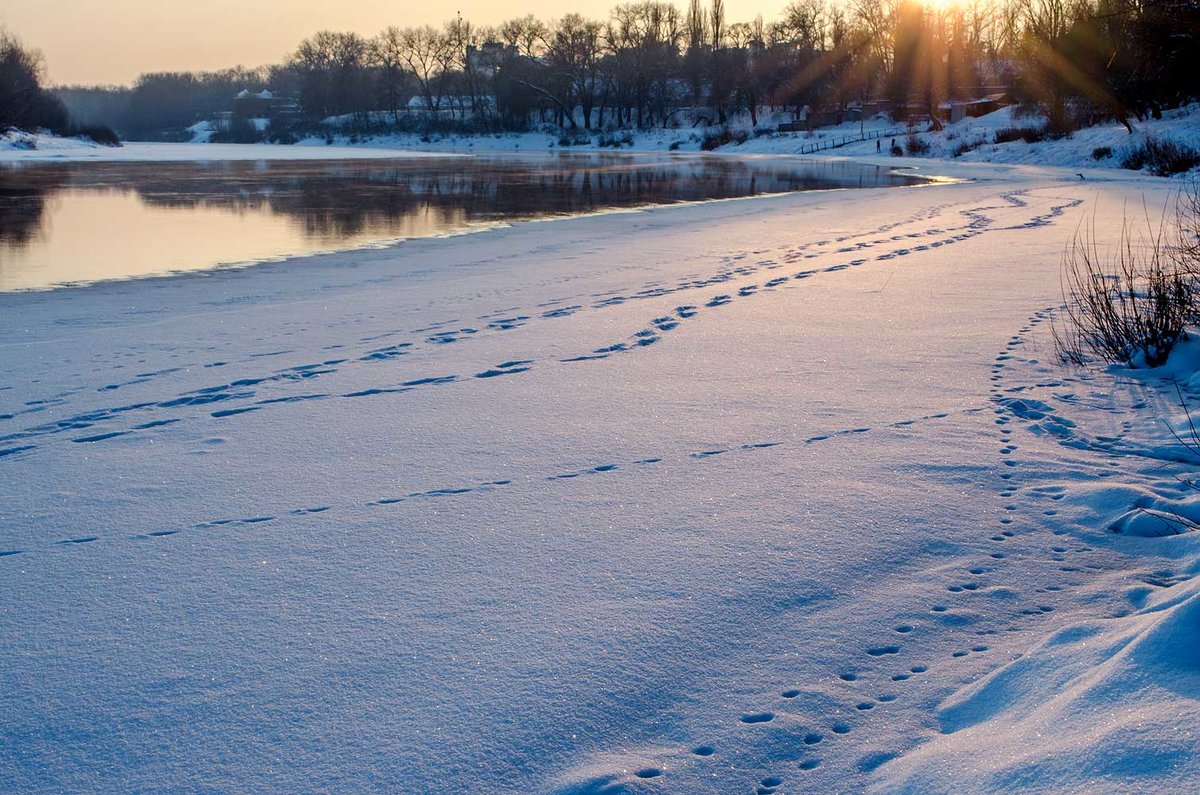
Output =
[{"x1": 794, "y1": 127, "x2": 901, "y2": 155}]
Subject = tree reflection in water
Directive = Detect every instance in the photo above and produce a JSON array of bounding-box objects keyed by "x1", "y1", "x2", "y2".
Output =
[{"x1": 0, "y1": 154, "x2": 923, "y2": 290}]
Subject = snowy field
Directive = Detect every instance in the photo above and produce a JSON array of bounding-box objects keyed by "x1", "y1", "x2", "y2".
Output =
[{"x1": 2, "y1": 147, "x2": 1199, "y2": 793}]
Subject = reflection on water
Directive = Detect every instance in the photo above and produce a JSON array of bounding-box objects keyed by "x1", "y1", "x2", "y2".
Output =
[{"x1": 0, "y1": 154, "x2": 926, "y2": 291}]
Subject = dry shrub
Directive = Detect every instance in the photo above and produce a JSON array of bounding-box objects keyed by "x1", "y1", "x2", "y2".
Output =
[
  {"x1": 1053, "y1": 188, "x2": 1200, "y2": 367},
  {"x1": 1176, "y1": 177, "x2": 1200, "y2": 268},
  {"x1": 1120, "y1": 136, "x2": 1200, "y2": 177}
]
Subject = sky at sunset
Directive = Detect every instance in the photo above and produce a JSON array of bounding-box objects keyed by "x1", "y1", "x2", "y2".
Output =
[{"x1": 3, "y1": 0, "x2": 794, "y2": 86}]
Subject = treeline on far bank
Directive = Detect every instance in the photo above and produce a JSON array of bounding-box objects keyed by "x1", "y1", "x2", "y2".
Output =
[{"x1": 8, "y1": 0, "x2": 1200, "y2": 144}]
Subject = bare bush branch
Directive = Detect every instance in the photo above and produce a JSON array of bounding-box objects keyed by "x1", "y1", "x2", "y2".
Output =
[{"x1": 1053, "y1": 203, "x2": 1195, "y2": 368}]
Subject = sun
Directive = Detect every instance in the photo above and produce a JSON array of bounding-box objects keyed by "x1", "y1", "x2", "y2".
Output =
[{"x1": 920, "y1": 0, "x2": 967, "y2": 12}]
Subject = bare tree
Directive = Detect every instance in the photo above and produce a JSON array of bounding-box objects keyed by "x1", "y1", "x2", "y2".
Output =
[
  {"x1": 683, "y1": 0, "x2": 709, "y2": 110},
  {"x1": 372, "y1": 28, "x2": 409, "y2": 121},
  {"x1": 711, "y1": 0, "x2": 727, "y2": 48},
  {"x1": 398, "y1": 26, "x2": 453, "y2": 113},
  {"x1": 0, "y1": 28, "x2": 74, "y2": 136},
  {"x1": 779, "y1": 0, "x2": 828, "y2": 50},
  {"x1": 852, "y1": 0, "x2": 898, "y2": 72},
  {"x1": 548, "y1": 14, "x2": 608, "y2": 129},
  {"x1": 498, "y1": 15, "x2": 549, "y2": 59},
  {"x1": 607, "y1": 3, "x2": 683, "y2": 128},
  {"x1": 289, "y1": 31, "x2": 371, "y2": 119},
  {"x1": 0, "y1": 29, "x2": 56, "y2": 130}
]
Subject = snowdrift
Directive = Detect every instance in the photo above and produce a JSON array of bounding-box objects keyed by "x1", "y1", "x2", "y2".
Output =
[{"x1": 876, "y1": 556, "x2": 1200, "y2": 793}]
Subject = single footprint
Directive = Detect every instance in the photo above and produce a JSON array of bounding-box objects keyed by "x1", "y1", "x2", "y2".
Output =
[{"x1": 740, "y1": 712, "x2": 775, "y2": 724}]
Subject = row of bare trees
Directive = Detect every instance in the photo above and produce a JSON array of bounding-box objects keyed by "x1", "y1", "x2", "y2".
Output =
[
  {"x1": 49, "y1": 0, "x2": 1200, "y2": 140},
  {"x1": 275, "y1": 0, "x2": 1023, "y2": 131},
  {"x1": 275, "y1": 0, "x2": 1200, "y2": 132}
]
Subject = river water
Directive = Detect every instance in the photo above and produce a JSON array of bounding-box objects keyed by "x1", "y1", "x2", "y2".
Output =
[{"x1": 0, "y1": 153, "x2": 928, "y2": 291}]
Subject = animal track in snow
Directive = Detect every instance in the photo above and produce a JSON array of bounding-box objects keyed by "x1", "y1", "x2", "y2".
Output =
[{"x1": 740, "y1": 712, "x2": 775, "y2": 724}]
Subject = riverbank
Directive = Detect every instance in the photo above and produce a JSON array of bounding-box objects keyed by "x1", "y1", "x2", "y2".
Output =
[
  {"x1": 6, "y1": 104, "x2": 1198, "y2": 182},
  {"x1": 2, "y1": 157, "x2": 1197, "y2": 793},
  {"x1": 290, "y1": 102, "x2": 1200, "y2": 177}
]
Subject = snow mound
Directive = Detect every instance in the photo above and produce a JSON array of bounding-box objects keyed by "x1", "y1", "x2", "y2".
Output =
[
  {"x1": 549, "y1": 772, "x2": 653, "y2": 795},
  {"x1": 0, "y1": 129, "x2": 103, "y2": 153},
  {"x1": 548, "y1": 751, "x2": 678, "y2": 795},
  {"x1": 1051, "y1": 480, "x2": 1200, "y2": 538},
  {"x1": 874, "y1": 560, "x2": 1200, "y2": 793},
  {"x1": 187, "y1": 121, "x2": 215, "y2": 143},
  {"x1": 989, "y1": 331, "x2": 1200, "y2": 539}
]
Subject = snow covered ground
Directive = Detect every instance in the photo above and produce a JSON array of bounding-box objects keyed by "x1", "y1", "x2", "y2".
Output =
[
  {"x1": 825, "y1": 104, "x2": 1200, "y2": 172},
  {"x1": 280, "y1": 103, "x2": 1200, "y2": 179},
  {"x1": 8, "y1": 103, "x2": 1197, "y2": 178},
  {"x1": 2, "y1": 145, "x2": 1199, "y2": 793}
]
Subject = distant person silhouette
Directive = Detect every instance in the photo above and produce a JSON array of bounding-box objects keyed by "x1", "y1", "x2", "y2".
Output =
[{"x1": 877, "y1": 139, "x2": 881, "y2": 152}]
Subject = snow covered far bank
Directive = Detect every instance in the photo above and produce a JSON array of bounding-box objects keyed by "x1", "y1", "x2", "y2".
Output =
[
  {"x1": 288, "y1": 103, "x2": 1200, "y2": 178},
  {"x1": 7, "y1": 103, "x2": 1197, "y2": 175}
]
